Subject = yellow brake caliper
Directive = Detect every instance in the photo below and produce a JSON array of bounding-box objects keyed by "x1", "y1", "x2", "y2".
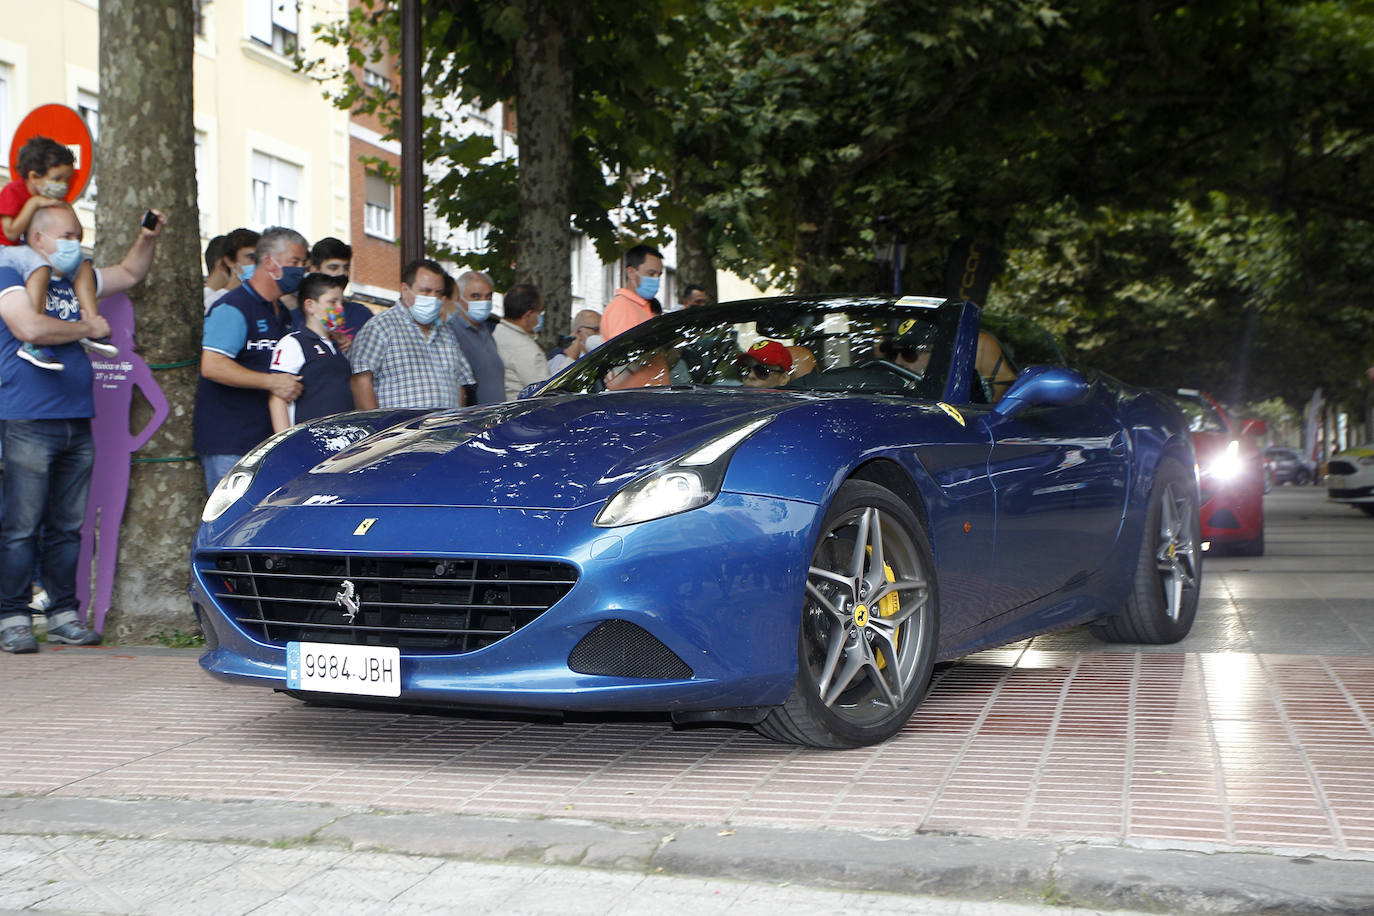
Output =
[{"x1": 865, "y1": 546, "x2": 900, "y2": 669}]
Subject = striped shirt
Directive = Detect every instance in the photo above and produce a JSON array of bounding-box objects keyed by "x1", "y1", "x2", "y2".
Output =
[{"x1": 349, "y1": 303, "x2": 474, "y2": 409}]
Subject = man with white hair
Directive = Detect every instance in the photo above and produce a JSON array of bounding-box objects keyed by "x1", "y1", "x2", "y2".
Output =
[
  {"x1": 447, "y1": 269, "x2": 505, "y2": 405},
  {"x1": 193, "y1": 226, "x2": 308, "y2": 490}
]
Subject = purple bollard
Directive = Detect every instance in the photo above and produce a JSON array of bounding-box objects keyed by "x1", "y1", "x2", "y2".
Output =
[{"x1": 77, "y1": 294, "x2": 170, "y2": 633}]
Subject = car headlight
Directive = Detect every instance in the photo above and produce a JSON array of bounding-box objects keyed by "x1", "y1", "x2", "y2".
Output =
[
  {"x1": 1204, "y1": 440, "x2": 1244, "y2": 482},
  {"x1": 1360, "y1": 456, "x2": 1374, "y2": 467},
  {"x1": 201, "y1": 426, "x2": 298, "y2": 522},
  {"x1": 594, "y1": 416, "x2": 774, "y2": 527}
]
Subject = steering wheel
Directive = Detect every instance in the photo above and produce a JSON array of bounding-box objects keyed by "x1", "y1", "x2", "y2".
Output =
[{"x1": 857, "y1": 360, "x2": 922, "y2": 384}]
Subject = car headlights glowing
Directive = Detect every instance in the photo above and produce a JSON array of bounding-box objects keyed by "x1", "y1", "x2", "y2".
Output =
[
  {"x1": 201, "y1": 426, "x2": 298, "y2": 523},
  {"x1": 594, "y1": 416, "x2": 774, "y2": 527},
  {"x1": 1205, "y1": 440, "x2": 1244, "y2": 482}
]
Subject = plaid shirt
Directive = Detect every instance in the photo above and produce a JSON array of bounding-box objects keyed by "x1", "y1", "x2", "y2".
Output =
[{"x1": 350, "y1": 303, "x2": 474, "y2": 409}]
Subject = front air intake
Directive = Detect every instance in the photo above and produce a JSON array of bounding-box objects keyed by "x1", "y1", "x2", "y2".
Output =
[{"x1": 568, "y1": 620, "x2": 694, "y2": 679}]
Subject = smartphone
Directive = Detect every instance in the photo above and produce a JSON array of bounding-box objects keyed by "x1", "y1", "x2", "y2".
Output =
[{"x1": 141, "y1": 209, "x2": 158, "y2": 230}]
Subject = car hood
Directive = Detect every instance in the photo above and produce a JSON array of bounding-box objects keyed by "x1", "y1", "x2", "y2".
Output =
[{"x1": 261, "y1": 390, "x2": 792, "y2": 510}]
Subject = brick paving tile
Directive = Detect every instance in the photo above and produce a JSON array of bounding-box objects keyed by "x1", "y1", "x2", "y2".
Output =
[{"x1": 3, "y1": 644, "x2": 1372, "y2": 856}]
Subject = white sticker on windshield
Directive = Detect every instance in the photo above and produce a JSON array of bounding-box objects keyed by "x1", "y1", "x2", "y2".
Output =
[{"x1": 896, "y1": 296, "x2": 943, "y2": 308}]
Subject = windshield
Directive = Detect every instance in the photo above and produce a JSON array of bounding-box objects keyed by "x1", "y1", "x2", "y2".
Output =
[
  {"x1": 1173, "y1": 393, "x2": 1229, "y2": 434},
  {"x1": 540, "y1": 296, "x2": 959, "y2": 401}
]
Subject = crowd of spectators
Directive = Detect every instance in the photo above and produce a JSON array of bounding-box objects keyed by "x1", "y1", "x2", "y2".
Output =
[{"x1": 0, "y1": 139, "x2": 708, "y2": 655}]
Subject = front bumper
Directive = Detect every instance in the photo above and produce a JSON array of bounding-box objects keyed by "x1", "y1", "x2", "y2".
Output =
[{"x1": 191, "y1": 493, "x2": 818, "y2": 713}]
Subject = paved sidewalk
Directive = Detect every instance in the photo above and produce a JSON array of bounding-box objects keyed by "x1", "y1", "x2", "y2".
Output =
[{"x1": 1, "y1": 486, "x2": 1372, "y2": 914}]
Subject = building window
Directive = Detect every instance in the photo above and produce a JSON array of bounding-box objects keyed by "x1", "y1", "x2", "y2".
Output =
[
  {"x1": 76, "y1": 89, "x2": 99, "y2": 203},
  {"x1": 248, "y1": 0, "x2": 299, "y2": 58},
  {"x1": 251, "y1": 150, "x2": 301, "y2": 229},
  {"x1": 570, "y1": 232, "x2": 584, "y2": 299},
  {"x1": 0, "y1": 63, "x2": 11, "y2": 168},
  {"x1": 194, "y1": 131, "x2": 212, "y2": 237},
  {"x1": 194, "y1": 0, "x2": 207, "y2": 37},
  {"x1": 362, "y1": 67, "x2": 390, "y2": 90},
  {"x1": 364, "y1": 173, "x2": 393, "y2": 239}
]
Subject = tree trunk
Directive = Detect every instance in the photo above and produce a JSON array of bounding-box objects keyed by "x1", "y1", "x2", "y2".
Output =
[
  {"x1": 671, "y1": 181, "x2": 717, "y2": 304},
  {"x1": 95, "y1": 0, "x2": 203, "y2": 642},
  {"x1": 514, "y1": 0, "x2": 574, "y2": 346}
]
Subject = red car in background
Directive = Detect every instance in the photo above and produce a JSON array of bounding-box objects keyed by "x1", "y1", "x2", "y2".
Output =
[{"x1": 1172, "y1": 389, "x2": 1267, "y2": 556}]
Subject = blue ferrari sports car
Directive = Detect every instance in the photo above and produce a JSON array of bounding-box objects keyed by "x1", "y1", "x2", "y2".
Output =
[{"x1": 191, "y1": 295, "x2": 1200, "y2": 747}]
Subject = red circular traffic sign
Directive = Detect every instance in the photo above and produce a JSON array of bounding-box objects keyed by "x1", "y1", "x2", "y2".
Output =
[{"x1": 7, "y1": 104, "x2": 94, "y2": 202}]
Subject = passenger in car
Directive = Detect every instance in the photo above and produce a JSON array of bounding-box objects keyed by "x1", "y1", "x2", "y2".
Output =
[
  {"x1": 975, "y1": 332, "x2": 1017, "y2": 403},
  {"x1": 739, "y1": 339, "x2": 795, "y2": 388}
]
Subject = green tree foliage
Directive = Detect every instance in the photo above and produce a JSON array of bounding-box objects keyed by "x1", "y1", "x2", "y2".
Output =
[{"x1": 309, "y1": 0, "x2": 708, "y2": 292}]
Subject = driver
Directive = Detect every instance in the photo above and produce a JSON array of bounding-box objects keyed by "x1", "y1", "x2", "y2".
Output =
[
  {"x1": 738, "y1": 339, "x2": 794, "y2": 388},
  {"x1": 877, "y1": 318, "x2": 931, "y2": 375}
]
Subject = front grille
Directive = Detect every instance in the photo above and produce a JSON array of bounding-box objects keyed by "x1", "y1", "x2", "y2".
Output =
[
  {"x1": 1328, "y1": 461, "x2": 1357, "y2": 476},
  {"x1": 200, "y1": 552, "x2": 577, "y2": 653}
]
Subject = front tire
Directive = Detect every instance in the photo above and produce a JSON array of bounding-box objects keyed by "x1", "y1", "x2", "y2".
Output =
[
  {"x1": 1092, "y1": 456, "x2": 1201, "y2": 644},
  {"x1": 756, "y1": 480, "x2": 938, "y2": 748}
]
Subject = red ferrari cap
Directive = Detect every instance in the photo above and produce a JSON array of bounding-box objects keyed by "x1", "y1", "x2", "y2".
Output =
[{"x1": 740, "y1": 339, "x2": 793, "y2": 371}]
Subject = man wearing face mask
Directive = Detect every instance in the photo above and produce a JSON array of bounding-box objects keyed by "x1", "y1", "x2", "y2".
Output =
[
  {"x1": 193, "y1": 226, "x2": 309, "y2": 491},
  {"x1": 493, "y1": 283, "x2": 550, "y2": 400},
  {"x1": 601, "y1": 243, "x2": 669, "y2": 388},
  {"x1": 350, "y1": 258, "x2": 473, "y2": 410},
  {"x1": 447, "y1": 269, "x2": 505, "y2": 405}
]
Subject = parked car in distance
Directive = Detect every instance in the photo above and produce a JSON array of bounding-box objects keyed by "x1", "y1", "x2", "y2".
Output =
[
  {"x1": 1326, "y1": 443, "x2": 1374, "y2": 516},
  {"x1": 1172, "y1": 389, "x2": 1266, "y2": 555},
  {"x1": 1264, "y1": 447, "x2": 1315, "y2": 487}
]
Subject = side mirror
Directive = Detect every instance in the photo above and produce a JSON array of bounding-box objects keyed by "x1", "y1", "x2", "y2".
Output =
[
  {"x1": 993, "y1": 366, "x2": 1090, "y2": 419},
  {"x1": 1240, "y1": 418, "x2": 1267, "y2": 438}
]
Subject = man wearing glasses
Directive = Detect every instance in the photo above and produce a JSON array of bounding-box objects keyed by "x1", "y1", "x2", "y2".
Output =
[{"x1": 738, "y1": 339, "x2": 794, "y2": 388}]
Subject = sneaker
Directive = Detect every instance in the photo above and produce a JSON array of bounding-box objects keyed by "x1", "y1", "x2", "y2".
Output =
[
  {"x1": 17, "y1": 342, "x2": 63, "y2": 371},
  {"x1": 80, "y1": 337, "x2": 119, "y2": 357},
  {"x1": 45, "y1": 621, "x2": 101, "y2": 646},
  {"x1": 0, "y1": 624, "x2": 38, "y2": 654}
]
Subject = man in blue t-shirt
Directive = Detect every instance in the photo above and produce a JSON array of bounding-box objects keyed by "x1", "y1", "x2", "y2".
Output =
[
  {"x1": 193, "y1": 227, "x2": 308, "y2": 491},
  {"x1": 0, "y1": 265, "x2": 111, "y2": 653}
]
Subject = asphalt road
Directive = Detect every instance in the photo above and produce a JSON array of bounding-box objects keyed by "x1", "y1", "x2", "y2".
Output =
[{"x1": 1, "y1": 485, "x2": 1372, "y2": 915}]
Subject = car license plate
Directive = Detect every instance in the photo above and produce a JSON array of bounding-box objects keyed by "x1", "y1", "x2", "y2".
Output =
[{"x1": 286, "y1": 642, "x2": 400, "y2": 697}]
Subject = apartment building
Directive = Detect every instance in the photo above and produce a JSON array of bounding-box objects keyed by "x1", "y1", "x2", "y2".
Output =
[{"x1": 0, "y1": 0, "x2": 349, "y2": 262}]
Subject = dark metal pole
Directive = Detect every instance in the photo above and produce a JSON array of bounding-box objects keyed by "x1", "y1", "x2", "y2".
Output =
[{"x1": 400, "y1": 0, "x2": 424, "y2": 266}]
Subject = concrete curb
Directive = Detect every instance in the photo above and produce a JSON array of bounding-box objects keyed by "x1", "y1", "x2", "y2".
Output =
[{"x1": 3, "y1": 796, "x2": 1373, "y2": 913}]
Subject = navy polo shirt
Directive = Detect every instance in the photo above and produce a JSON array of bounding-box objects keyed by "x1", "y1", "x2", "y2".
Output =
[
  {"x1": 193, "y1": 282, "x2": 294, "y2": 455},
  {"x1": 0, "y1": 267, "x2": 95, "y2": 420},
  {"x1": 270, "y1": 327, "x2": 354, "y2": 423}
]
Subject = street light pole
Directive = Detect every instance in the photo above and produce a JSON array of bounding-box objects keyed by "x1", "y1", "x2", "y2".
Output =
[{"x1": 400, "y1": 0, "x2": 423, "y2": 266}]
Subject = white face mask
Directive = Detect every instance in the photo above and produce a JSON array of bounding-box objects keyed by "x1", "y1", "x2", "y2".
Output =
[
  {"x1": 410, "y1": 295, "x2": 441, "y2": 325},
  {"x1": 465, "y1": 297, "x2": 493, "y2": 322},
  {"x1": 585, "y1": 334, "x2": 604, "y2": 351}
]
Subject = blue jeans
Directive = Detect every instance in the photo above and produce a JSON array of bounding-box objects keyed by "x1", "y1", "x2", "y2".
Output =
[
  {"x1": 0, "y1": 419, "x2": 94, "y2": 626},
  {"x1": 201, "y1": 453, "x2": 243, "y2": 493}
]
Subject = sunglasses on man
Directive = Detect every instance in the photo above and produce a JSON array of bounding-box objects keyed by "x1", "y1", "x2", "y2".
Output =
[{"x1": 747, "y1": 362, "x2": 787, "y2": 380}]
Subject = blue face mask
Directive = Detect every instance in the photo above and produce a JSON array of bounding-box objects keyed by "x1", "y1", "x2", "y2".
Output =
[
  {"x1": 635, "y1": 275, "x2": 660, "y2": 300},
  {"x1": 50, "y1": 238, "x2": 83, "y2": 277},
  {"x1": 534, "y1": 311, "x2": 545, "y2": 334},
  {"x1": 276, "y1": 265, "x2": 306, "y2": 296},
  {"x1": 238, "y1": 263, "x2": 256, "y2": 282},
  {"x1": 410, "y1": 294, "x2": 441, "y2": 325},
  {"x1": 465, "y1": 298, "x2": 493, "y2": 322}
]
